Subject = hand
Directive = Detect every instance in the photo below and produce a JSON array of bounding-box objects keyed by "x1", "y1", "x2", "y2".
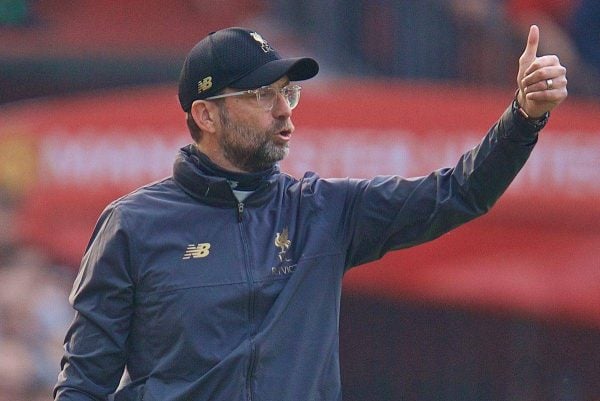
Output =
[{"x1": 517, "y1": 25, "x2": 568, "y2": 118}]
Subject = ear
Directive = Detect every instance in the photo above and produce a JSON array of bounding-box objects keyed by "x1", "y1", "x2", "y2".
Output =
[{"x1": 190, "y1": 100, "x2": 219, "y2": 133}]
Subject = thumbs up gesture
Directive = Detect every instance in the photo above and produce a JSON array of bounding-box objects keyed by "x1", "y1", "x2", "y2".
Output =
[{"x1": 517, "y1": 25, "x2": 568, "y2": 119}]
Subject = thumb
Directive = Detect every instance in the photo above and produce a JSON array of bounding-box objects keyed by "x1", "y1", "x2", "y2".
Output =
[{"x1": 521, "y1": 25, "x2": 539, "y2": 66}]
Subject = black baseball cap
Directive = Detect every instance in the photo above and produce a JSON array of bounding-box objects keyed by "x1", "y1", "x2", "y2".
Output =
[{"x1": 178, "y1": 27, "x2": 319, "y2": 112}]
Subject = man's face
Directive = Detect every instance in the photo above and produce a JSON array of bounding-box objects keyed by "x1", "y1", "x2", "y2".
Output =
[{"x1": 215, "y1": 77, "x2": 295, "y2": 172}]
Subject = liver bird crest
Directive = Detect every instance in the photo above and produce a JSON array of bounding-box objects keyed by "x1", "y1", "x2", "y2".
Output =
[{"x1": 274, "y1": 228, "x2": 291, "y2": 262}]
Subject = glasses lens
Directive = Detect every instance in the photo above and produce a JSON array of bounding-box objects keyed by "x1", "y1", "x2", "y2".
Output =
[
  {"x1": 256, "y1": 87, "x2": 276, "y2": 110},
  {"x1": 255, "y1": 85, "x2": 302, "y2": 110},
  {"x1": 284, "y1": 85, "x2": 301, "y2": 109}
]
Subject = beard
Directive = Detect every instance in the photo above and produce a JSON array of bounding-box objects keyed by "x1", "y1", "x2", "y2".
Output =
[{"x1": 217, "y1": 104, "x2": 290, "y2": 173}]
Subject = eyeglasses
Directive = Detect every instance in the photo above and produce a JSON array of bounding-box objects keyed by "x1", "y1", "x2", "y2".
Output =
[{"x1": 204, "y1": 84, "x2": 302, "y2": 111}]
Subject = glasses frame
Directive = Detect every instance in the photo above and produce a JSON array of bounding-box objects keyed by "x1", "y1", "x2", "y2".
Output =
[{"x1": 204, "y1": 84, "x2": 302, "y2": 111}]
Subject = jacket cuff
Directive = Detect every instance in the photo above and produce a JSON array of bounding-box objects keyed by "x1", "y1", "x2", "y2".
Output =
[
  {"x1": 498, "y1": 102, "x2": 545, "y2": 144},
  {"x1": 511, "y1": 89, "x2": 550, "y2": 131}
]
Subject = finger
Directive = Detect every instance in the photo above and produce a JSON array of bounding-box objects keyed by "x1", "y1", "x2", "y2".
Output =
[
  {"x1": 522, "y1": 65, "x2": 567, "y2": 87},
  {"x1": 523, "y1": 75, "x2": 567, "y2": 94},
  {"x1": 525, "y1": 55, "x2": 562, "y2": 75},
  {"x1": 525, "y1": 87, "x2": 567, "y2": 103},
  {"x1": 521, "y1": 25, "x2": 540, "y2": 63}
]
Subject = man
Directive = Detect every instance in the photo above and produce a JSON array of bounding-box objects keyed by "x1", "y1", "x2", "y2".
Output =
[{"x1": 55, "y1": 26, "x2": 567, "y2": 401}]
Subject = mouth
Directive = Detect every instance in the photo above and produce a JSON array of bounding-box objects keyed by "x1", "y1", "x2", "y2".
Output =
[{"x1": 275, "y1": 128, "x2": 293, "y2": 142}]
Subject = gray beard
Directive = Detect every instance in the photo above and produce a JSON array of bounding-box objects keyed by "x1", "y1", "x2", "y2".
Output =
[{"x1": 218, "y1": 106, "x2": 289, "y2": 172}]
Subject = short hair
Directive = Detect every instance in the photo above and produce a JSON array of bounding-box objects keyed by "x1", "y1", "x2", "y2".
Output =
[
  {"x1": 186, "y1": 112, "x2": 202, "y2": 143},
  {"x1": 185, "y1": 97, "x2": 226, "y2": 143}
]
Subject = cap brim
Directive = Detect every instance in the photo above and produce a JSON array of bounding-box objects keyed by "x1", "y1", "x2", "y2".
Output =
[{"x1": 230, "y1": 57, "x2": 319, "y2": 89}]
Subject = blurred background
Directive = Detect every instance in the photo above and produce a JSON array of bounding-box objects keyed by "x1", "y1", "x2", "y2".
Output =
[{"x1": 1, "y1": 1, "x2": 599, "y2": 400}]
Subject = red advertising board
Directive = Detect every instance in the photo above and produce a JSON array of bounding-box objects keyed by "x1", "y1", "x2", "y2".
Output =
[{"x1": 1, "y1": 80, "x2": 599, "y2": 327}]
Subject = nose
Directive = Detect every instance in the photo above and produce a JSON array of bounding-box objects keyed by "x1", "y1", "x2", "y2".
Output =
[{"x1": 271, "y1": 92, "x2": 292, "y2": 119}]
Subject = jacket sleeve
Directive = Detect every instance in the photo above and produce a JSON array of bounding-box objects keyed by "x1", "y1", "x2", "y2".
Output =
[
  {"x1": 341, "y1": 104, "x2": 541, "y2": 268},
  {"x1": 54, "y1": 204, "x2": 135, "y2": 401}
]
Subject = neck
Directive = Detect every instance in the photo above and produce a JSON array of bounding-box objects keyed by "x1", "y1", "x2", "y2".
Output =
[
  {"x1": 194, "y1": 143, "x2": 246, "y2": 173},
  {"x1": 187, "y1": 144, "x2": 276, "y2": 191}
]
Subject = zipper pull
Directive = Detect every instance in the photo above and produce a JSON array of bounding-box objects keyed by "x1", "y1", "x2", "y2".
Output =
[{"x1": 237, "y1": 202, "x2": 244, "y2": 222}]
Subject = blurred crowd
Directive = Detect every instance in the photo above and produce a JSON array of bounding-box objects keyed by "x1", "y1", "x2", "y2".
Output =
[
  {"x1": 0, "y1": 190, "x2": 75, "y2": 401},
  {"x1": 1, "y1": 0, "x2": 599, "y2": 400},
  {"x1": 275, "y1": 0, "x2": 600, "y2": 97},
  {"x1": 2, "y1": 0, "x2": 600, "y2": 104},
  {"x1": 277, "y1": 0, "x2": 600, "y2": 96}
]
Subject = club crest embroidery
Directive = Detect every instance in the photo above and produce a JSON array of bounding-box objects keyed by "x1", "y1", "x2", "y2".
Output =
[
  {"x1": 272, "y1": 228, "x2": 296, "y2": 276},
  {"x1": 250, "y1": 32, "x2": 274, "y2": 53},
  {"x1": 274, "y1": 228, "x2": 291, "y2": 262}
]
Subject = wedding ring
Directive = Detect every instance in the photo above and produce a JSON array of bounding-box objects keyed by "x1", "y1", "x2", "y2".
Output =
[{"x1": 545, "y1": 78, "x2": 553, "y2": 90}]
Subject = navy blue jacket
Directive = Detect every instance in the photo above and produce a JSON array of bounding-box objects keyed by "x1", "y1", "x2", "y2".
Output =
[{"x1": 55, "y1": 105, "x2": 542, "y2": 401}]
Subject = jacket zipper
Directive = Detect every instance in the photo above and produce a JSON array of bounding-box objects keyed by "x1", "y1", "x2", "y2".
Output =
[
  {"x1": 237, "y1": 201, "x2": 245, "y2": 222},
  {"x1": 247, "y1": 342, "x2": 257, "y2": 401},
  {"x1": 238, "y1": 201, "x2": 256, "y2": 400}
]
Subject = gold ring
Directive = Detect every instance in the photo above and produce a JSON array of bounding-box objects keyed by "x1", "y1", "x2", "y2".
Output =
[{"x1": 546, "y1": 78, "x2": 553, "y2": 90}]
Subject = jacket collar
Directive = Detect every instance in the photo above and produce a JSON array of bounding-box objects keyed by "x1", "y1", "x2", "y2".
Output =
[{"x1": 173, "y1": 144, "x2": 279, "y2": 206}]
